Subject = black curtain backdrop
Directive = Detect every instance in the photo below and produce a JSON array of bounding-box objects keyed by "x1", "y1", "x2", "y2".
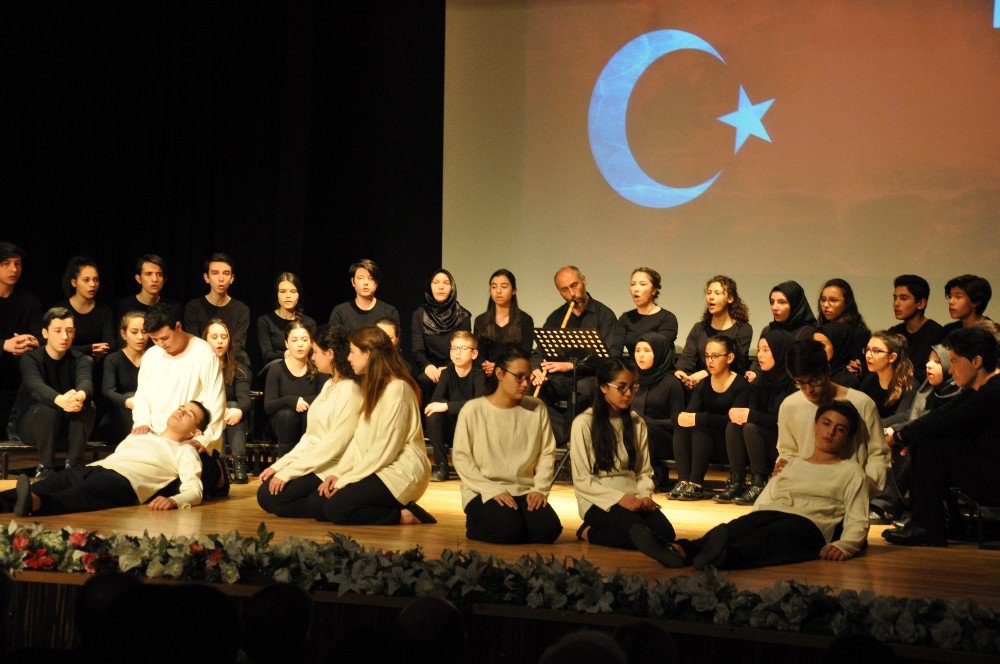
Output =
[{"x1": 0, "y1": 2, "x2": 445, "y2": 369}]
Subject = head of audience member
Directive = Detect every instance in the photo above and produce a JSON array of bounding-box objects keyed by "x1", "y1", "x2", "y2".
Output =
[
  {"x1": 203, "y1": 252, "x2": 235, "y2": 297},
  {"x1": 554, "y1": 265, "x2": 587, "y2": 306},
  {"x1": 924, "y1": 344, "x2": 957, "y2": 392},
  {"x1": 786, "y1": 339, "x2": 834, "y2": 405},
  {"x1": 75, "y1": 571, "x2": 143, "y2": 657},
  {"x1": 119, "y1": 311, "x2": 148, "y2": 355},
  {"x1": 135, "y1": 253, "x2": 167, "y2": 297},
  {"x1": 274, "y1": 271, "x2": 304, "y2": 317},
  {"x1": 312, "y1": 323, "x2": 358, "y2": 381},
  {"x1": 945, "y1": 274, "x2": 992, "y2": 323},
  {"x1": 41, "y1": 306, "x2": 75, "y2": 357},
  {"x1": 144, "y1": 301, "x2": 188, "y2": 356},
  {"x1": 449, "y1": 330, "x2": 478, "y2": 370},
  {"x1": 490, "y1": 345, "x2": 533, "y2": 404},
  {"x1": 758, "y1": 328, "x2": 794, "y2": 387},
  {"x1": 0, "y1": 242, "x2": 25, "y2": 292},
  {"x1": 165, "y1": 401, "x2": 210, "y2": 440},
  {"x1": 393, "y1": 597, "x2": 467, "y2": 664},
  {"x1": 61, "y1": 255, "x2": 101, "y2": 301},
  {"x1": 204, "y1": 319, "x2": 242, "y2": 384},
  {"x1": 892, "y1": 274, "x2": 930, "y2": 323},
  {"x1": 375, "y1": 317, "x2": 401, "y2": 346},
  {"x1": 813, "y1": 322, "x2": 854, "y2": 373},
  {"x1": 813, "y1": 400, "x2": 861, "y2": 457},
  {"x1": 634, "y1": 332, "x2": 671, "y2": 386},
  {"x1": 613, "y1": 620, "x2": 679, "y2": 664},
  {"x1": 285, "y1": 319, "x2": 314, "y2": 365},
  {"x1": 349, "y1": 326, "x2": 420, "y2": 417},
  {"x1": 865, "y1": 332, "x2": 914, "y2": 405},
  {"x1": 701, "y1": 275, "x2": 749, "y2": 325},
  {"x1": 945, "y1": 326, "x2": 998, "y2": 390},
  {"x1": 538, "y1": 630, "x2": 627, "y2": 664},
  {"x1": 768, "y1": 280, "x2": 815, "y2": 330},
  {"x1": 592, "y1": 357, "x2": 640, "y2": 474},
  {"x1": 704, "y1": 335, "x2": 738, "y2": 378},
  {"x1": 629, "y1": 267, "x2": 661, "y2": 310},
  {"x1": 820, "y1": 633, "x2": 900, "y2": 664},
  {"x1": 818, "y1": 278, "x2": 867, "y2": 329},
  {"x1": 350, "y1": 258, "x2": 381, "y2": 301},
  {"x1": 976, "y1": 318, "x2": 1000, "y2": 345},
  {"x1": 242, "y1": 583, "x2": 312, "y2": 664}
]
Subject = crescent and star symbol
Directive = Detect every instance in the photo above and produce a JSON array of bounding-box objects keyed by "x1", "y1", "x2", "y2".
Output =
[{"x1": 588, "y1": 29, "x2": 775, "y2": 209}]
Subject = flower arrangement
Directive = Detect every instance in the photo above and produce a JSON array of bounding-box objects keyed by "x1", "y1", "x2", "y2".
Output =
[{"x1": 2, "y1": 520, "x2": 997, "y2": 654}]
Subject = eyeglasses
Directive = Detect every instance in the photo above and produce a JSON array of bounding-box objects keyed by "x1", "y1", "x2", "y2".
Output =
[
  {"x1": 703, "y1": 353, "x2": 729, "y2": 362},
  {"x1": 449, "y1": 345, "x2": 473, "y2": 352},
  {"x1": 502, "y1": 370, "x2": 532, "y2": 384},
  {"x1": 819, "y1": 297, "x2": 843, "y2": 305},
  {"x1": 864, "y1": 347, "x2": 888, "y2": 356},
  {"x1": 606, "y1": 382, "x2": 640, "y2": 395},
  {"x1": 792, "y1": 376, "x2": 826, "y2": 389}
]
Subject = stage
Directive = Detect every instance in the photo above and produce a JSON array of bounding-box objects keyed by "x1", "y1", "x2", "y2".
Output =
[{"x1": 3, "y1": 475, "x2": 998, "y2": 609}]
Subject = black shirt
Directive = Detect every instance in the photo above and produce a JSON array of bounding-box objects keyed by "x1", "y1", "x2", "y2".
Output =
[
  {"x1": 54, "y1": 299, "x2": 115, "y2": 356},
  {"x1": 328, "y1": 299, "x2": 400, "y2": 331},
  {"x1": 747, "y1": 379, "x2": 797, "y2": 431},
  {"x1": 611, "y1": 308, "x2": 679, "y2": 364},
  {"x1": 533, "y1": 295, "x2": 619, "y2": 377},
  {"x1": 430, "y1": 363, "x2": 487, "y2": 416},
  {"x1": 473, "y1": 311, "x2": 535, "y2": 366},
  {"x1": 675, "y1": 321, "x2": 754, "y2": 375},
  {"x1": 263, "y1": 361, "x2": 328, "y2": 415},
  {"x1": 102, "y1": 350, "x2": 140, "y2": 409},
  {"x1": 226, "y1": 363, "x2": 252, "y2": 417},
  {"x1": 631, "y1": 372, "x2": 685, "y2": 431},
  {"x1": 256, "y1": 311, "x2": 318, "y2": 364},
  {"x1": 410, "y1": 307, "x2": 472, "y2": 371},
  {"x1": 13, "y1": 348, "x2": 93, "y2": 425},
  {"x1": 677, "y1": 375, "x2": 750, "y2": 431},
  {"x1": 184, "y1": 297, "x2": 251, "y2": 352},
  {"x1": 0, "y1": 287, "x2": 43, "y2": 390},
  {"x1": 115, "y1": 295, "x2": 178, "y2": 321},
  {"x1": 888, "y1": 319, "x2": 944, "y2": 383}
]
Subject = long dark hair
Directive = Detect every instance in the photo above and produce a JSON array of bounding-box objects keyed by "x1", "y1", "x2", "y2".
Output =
[
  {"x1": 488, "y1": 345, "x2": 531, "y2": 394},
  {"x1": 351, "y1": 326, "x2": 421, "y2": 419},
  {"x1": 476, "y1": 269, "x2": 526, "y2": 344},
  {"x1": 203, "y1": 319, "x2": 248, "y2": 386},
  {"x1": 590, "y1": 358, "x2": 640, "y2": 475},
  {"x1": 700, "y1": 275, "x2": 750, "y2": 327},
  {"x1": 313, "y1": 323, "x2": 358, "y2": 382},
  {"x1": 818, "y1": 278, "x2": 870, "y2": 333},
  {"x1": 275, "y1": 272, "x2": 306, "y2": 319},
  {"x1": 61, "y1": 256, "x2": 99, "y2": 298},
  {"x1": 284, "y1": 319, "x2": 317, "y2": 379}
]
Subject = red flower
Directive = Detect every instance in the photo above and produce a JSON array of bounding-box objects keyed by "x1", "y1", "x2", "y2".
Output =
[
  {"x1": 24, "y1": 548, "x2": 56, "y2": 570},
  {"x1": 82, "y1": 552, "x2": 99, "y2": 573},
  {"x1": 205, "y1": 547, "x2": 224, "y2": 569},
  {"x1": 190, "y1": 543, "x2": 203, "y2": 554},
  {"x1": 69, "y1": 531, "x2": 89, "y2": 548},
  {"x1": 12, "y1": 533, "x2": 30, "y2": 550}
]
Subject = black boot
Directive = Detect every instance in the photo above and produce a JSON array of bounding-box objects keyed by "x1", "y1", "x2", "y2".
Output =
[
  {"x1": 233, "y1": 456, "x2": 249, "y2": 484},
  {"x1": 713, "y1": 474, "x2": 745, "y2": 503},
  {"x1": 734, "y1": 473, "x2": 768, "y2": 506}
]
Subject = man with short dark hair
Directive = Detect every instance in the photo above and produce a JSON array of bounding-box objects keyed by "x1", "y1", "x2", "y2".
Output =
[
  {"x1": 183, "y1": 252, "x2": 250, "y2": 352},
  {"x1": 328, "y1": 259, "x2": 401, "y2": 331},
  {"x1": 0, "y1": 242, "x2": 43, "y2": 436},
  {"x1": 116, "y1": 253, "x2": 175, "y2": 319},
  {"x1": 941, "y1": 274, "x2": 992, "y2": 335},
  {"x1": 888, "y1": 274, "x2": 943, "y2": 383}
]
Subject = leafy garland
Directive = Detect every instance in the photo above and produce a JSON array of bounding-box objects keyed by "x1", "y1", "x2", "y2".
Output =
[{"x1": 1, "y1": 520, "x2": 997, "y2": 654}]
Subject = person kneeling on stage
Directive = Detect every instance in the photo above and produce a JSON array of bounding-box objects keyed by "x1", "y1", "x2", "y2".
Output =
[
  {"x1": 669, "y1": 401, "x2": 869, "y2": 569},
  {"x1": 257, "y1": 324, "x2": 363, "y2": 518},
  {"x1": 453, "y1": 347, "x2": 563, "y2": 544},
  {"x1": 2, "y1": 401, "x2": 211, "y2": 517},
  {"x1": 571, "y1": 358, "x2": 680, "y2": 567}
]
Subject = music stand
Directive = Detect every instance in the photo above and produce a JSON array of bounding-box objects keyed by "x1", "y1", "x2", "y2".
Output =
[{"x1": 534, "y1": 328, "x2": 609, "y2": 483}]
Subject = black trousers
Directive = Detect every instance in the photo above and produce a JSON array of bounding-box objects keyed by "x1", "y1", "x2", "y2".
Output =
[
  {"x1": 256, "y1": 474, "x2": 323, "y2": 518},
  {"x1": 725, "y1": 422, "x2": 777, "y2": 478},
  {"x1": 583, "y1": 504, "x2": 675, "y2": 549},
  {"x1": 0, "y1": 466, "x2": 137, "y2": 515},
  {"x1": 678, "y1": 510, "x2": 826, "y2": 569},
  {"x1": 317, "y1": 474, "x2": 404, "y2": 525},
  {"x1": 538, "y1": 375, "x2": 597, "y2": 445},
  {"x1": 912, "y1": 436, "x2": 1000, "y2": 537},
  {"x1": 103, "y1": 405, "x2": 134, "y2": 447},
  {"x1": 17, "y1": 402, "x2": 96, "y2": 469},
  {"x1": 646, "y1": 421, "x2": 675, "y2": 463},
  {"x1": 425, "y1": 411, "x2": 457, "y2": 467},
  {"x1": 673, "y1": 424, "x2": 726, "y2": 484},
  {"x1": 464, "y1": 493, "x2": 563, "y2": 544},
  {"x1": 224, "y1": 420, "x2": 247, "y2": 457},
  {"x1": 270, "y1": 408, "x2": 306, "y2": 455},
  {"x1": 156, "y1": 450, "x2": 225, "y2": 500}
]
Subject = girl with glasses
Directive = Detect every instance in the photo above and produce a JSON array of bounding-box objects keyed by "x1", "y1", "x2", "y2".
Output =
[
  {"x1": 860, "y1": 332, "x2": 917, "y2": 420},
  {"x1": 817, "y1": 278, "x2": 870, "y2": 374}
]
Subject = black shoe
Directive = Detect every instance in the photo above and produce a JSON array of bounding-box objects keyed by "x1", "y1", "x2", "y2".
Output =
[
  {"x1": 628, "y1": 524, "x2": 685, "y2": 568},
  {"x1": 430, "y1": 465, "x2": 449, "y2": 482},
  {"x1": 734, "y1": 484, "x2": 764, "y2": 506},
  {"x1": 676, "y1": 483, "x2": 706, "y2": 501},
  {"x1": 882, "y1": 524, "x2": 947, "y2": 547},
  {"x1": 868, "y1": 506, "x2": 893, "y2": 525},
  {"x1": 891, "y1": 514, "x2": 912, "y2": 529},
  {"x1": 692, "y1": 524, "x2": 729, "y2": 570},
  {"x1": 404, "y1": 501, "x2": 437, "y2": 524},
  {"x1": 14, "y1": 474, "x2": 32, "y2": 517},
  {"x1": 667, "y1": 481, "x2": 689, "y2": 500},
  {"x1": 713, "y1": 476, "x2": 745, "y2": 503},
  {"x1": 232, "y1": 456, "x2": 249, "y2": 484}
]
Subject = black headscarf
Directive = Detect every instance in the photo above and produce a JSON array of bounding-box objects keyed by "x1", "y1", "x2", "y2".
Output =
[
  {"x1": 769, "y1": 281, "x2": 817, "y2": 333},
  {"x1": 636, "y1": 332, "x2": 672, "y2": 386},
  {"x1": 759, "y1": 328, "x2": 793, "y2": 389},
  {"x1": 818, "y1": 322, "x2": 855, "y2": 373},
  {"x1": 421, "y1": 268, "x2": 470, "y2": 335}
]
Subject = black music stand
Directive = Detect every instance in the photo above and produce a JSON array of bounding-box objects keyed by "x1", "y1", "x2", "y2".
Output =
[{"x1": 534, "y1": 327, "x2": 609, "y2": 483}]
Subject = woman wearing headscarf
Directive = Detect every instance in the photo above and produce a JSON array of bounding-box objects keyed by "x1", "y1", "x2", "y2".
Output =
[
  {"x1": 410, "y1": 269, "x2": 472, "y2": 399},
  {"x1": 747, "y1": 281, "x2": 817, "y2": 381},
  {"x1": 813, "y1": 322, "x2": 861, "y2": 388},
  {"x1": 630, "y1": 332, "x2": 686, "y2": 490},
  {"x1": 719, "y1": 329, "x2": 797, "y2": 505}
]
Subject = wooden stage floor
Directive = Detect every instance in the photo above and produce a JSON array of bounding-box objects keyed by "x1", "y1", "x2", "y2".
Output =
[{"x1": 3, "y1": 476, "x2": 998, "y2": 608}]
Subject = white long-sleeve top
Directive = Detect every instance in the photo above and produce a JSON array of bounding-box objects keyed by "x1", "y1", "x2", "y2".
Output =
[
  {"x1": 570, "y1": 408, "x2": 654, "y2": 518},
  {"x1": 332, "y1": 379, "x2": 430, "y2": 505},
  {"x1": 452, "y1": 395, "x2": 556, "y2": 509},
  {"x1": 91, "y1": 432, "x2": 203, "y2": 508},
  {"x1": 269, "y1": 378, "x2": 363, "y2": 481},
  {"x1": 754, "y1": 457, "x2": 870, "y2": 557},
  {"x1": 776, "y1": 389, "x2": 888, "y2": 496},
  {"x1": 131, "y1": 337, "x2": 226, "y2": 452}
]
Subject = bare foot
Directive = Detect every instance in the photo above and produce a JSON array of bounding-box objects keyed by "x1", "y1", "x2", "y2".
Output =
[{"x1": 399, "y1": 509, "x2": 421, "y2": 525}]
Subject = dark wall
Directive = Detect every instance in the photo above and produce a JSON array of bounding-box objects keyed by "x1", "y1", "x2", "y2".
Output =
[{"x1": 0, "y1": 2, "x2": 445, "y2": 365}]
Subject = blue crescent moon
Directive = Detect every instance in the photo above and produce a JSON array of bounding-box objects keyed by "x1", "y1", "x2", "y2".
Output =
[{"x1": 589, "y1": 30, "x2": 725, "y2": 208}]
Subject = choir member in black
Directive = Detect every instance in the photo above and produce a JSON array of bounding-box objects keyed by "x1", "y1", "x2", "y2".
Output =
[
  {"x1": 0, "y1": 242, "x2": 42, "y2": 434},
  {"x1": 101, "y1": 311, "x2": 148, "y2": 444},
  {"x1": 859, "y1": 332, "x2": 917, "y2": 420},
  {"x1": 610, "y1": 267, "x2": 678, "y2": 362},
  {"x1": 12, "y1": 307, "x2": 96, "y2": 478},
  {"x1": 256, "y1": 272, "x2": 316, "y2": 365},
  {"x1": 674, "y1": 275, "x2": 752, "y2": 390},
  {"x1": 328, "y1": 259, "x2": 401, "y2": 331},
  {"x1": 204, "y1": 320, "x2": 251, "y2": 483},
  {"x1": 115, "y1": 254, "x2": 174, "y2": 319},
  {"x1": 670, "y1": 335, "x2": 749, "y2": 501},
  {"x1": 530, "y1": 266, "x2": 619, "y2": 444},
  {"x1": 411, "y1": 269, "x2": 472, "y2": 399},
  {"x1": 746, "y1": 280, "x2": 816, "y2": 381},
  {"x1": 888, "y1": 274, "x2": 943, "y2": 383},
  {"x1": 183, "y1": 253, "x2": 250, "y2": 353},
  {"x1": 424, "y1": 331, "x2": 486, "y2": 482},
  {"x1": 941, "y1": 274, "x2": 992, "y2": 335},
  {"x1": 719, "y1": 329, "x2": 796, "y2": 505},
  {"x1": 54, "y1": 257, "x2": 115, "y2": 361},
  {"x1": 817, "y1": 278, "x2": 870, "y2": 374},
  {"x1": 883, "y1": 327, "x2": 1000, "y2": 546},
  {"x1": 571, "y1": 358, "x2": 680, "y2": 567},
  {"x1": 473, "y1": 268, "x2": 534, "y2": 376},
  {"x1": 813, "y1": 322, "x2": 861, "y2": 388},
  {"x1": 263, "y1": 321, "x2": 328, "y2": 456},
  {"x1": 630, "y1": 332, "x2": 685, "y2": 490}
]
